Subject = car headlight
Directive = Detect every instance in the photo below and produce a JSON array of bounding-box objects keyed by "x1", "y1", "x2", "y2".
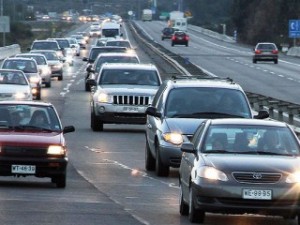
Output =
[
  {"x1": 97, "y1": 93, "x2": 112, "y2": 103},
  {"x1": 286, "y1": 172, "x2": 300, "y2": 183},
  {"x1": 14, "y1": 92, "x2": 28, "y2": 100},
  {"x1": 47, "y1": 145, "x2": 65, "y2": 155},
  {"x1": 162, "y1": 132, "x2": 183, "y2": 145},
  {"x1": 29, "y1": 76, "x2": 40, "y2": 83},
  {"x1": 197, "y1": 166, "x2": 228, "y2": 181}
]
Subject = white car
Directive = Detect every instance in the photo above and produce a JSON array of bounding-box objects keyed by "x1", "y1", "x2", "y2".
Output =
[
  {"x1": 66, "y1": 37, "x2": 80, "y2": 56},
  {"x1": 0, "y1": 69, "x2": 32, "y2": 101},
  {"x1": 15, "y1": 53, "x2": 52, "y2": 88}
]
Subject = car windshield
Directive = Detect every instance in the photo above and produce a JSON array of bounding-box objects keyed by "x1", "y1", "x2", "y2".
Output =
[
  {"x1": 94, "y1": 56, "x2": 139, "y2": 72},
  {"x1": 99, "y1": 69, "x2": 160, "y2": 86},
  {"x1": 36, "y1": 51, "x2": 59, "y2": 60},
  {"x1": 165, "y1": 87, "x2": 252, "y2": 118},
  {"x1": 2, "y1": 60, "x2": 37, "y2": 73},
  {"x1": 201, "y1": 125, "x2": 300, "y2": 155},
  {"x1": 0, "y1": 104, "x2": 61, "y2": 131},
  {"x1": 56, "y1": 39, "x2": 70, "y2": 48},
  {"x1": 0, "y1": 71, "x2": 27, "y2": 85},
  {"x1": 17, "y1": 55, "x2": 47, "y2": 65}
]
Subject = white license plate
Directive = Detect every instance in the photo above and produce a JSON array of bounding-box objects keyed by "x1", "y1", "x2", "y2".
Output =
[
  {"x1": 123, "y1": 106, "x2": 139, "y2": 112},
  {"x1": 11, "y1": 165, "x2": 36, "y2": 174},
  {"x1": 243, "y1": 189, "x2": 272, "y2": 200}
]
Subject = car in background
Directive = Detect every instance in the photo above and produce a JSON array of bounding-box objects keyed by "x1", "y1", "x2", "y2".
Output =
[
  {"x1": 253, "y1": 42, "x2": 279, "y2": 64},
  {"x1": 48, "y1": 38, "x2": 72, "y2": 57},
  {"x1": 89, "y1": 28, "x2": 101, "y2": 37},
  {"x1": 30, "y1": 50, "x2": 64, "y2": 81},
  {"x1": 87, "y1": 63, "x2": 162, "y2": 131},
  {"x1": 179, "y1": 118, "x2": 300, "y2": 223},
  {"x1": 70, "y1": 34, "x2": 87, "y2": 49},
  {"x1": 66, "y1": 37, "x2": 80, "y2": 56},
  {"x1": 105, "y1": 39, "x2": 132, "y2": 49},
  {"x1": 171, "y1": 31, "x2": 189, "y2": 47},
  {"x1": 15, "y1": 53, "x2": 52, "y2": 88},
  {"x1": 1, "y1": 57, "x2": 42, "y2": 100},
  {"x1": 0, "y1": 69, "x2": 32, "y2": 101},
  {"x1": 145, "y1": 75, "x2": 269, "y2": 176},
  {"x1": 95, "y1": 37, "x2": 116, "y2": 46},
  {"x1": 161, "y1": 27, "x2": 178, "y2": 40},
  {"x1": 0, "y1": 101, "x2": 75, "y2": 188},
  {"x1": 85, "y1": 52, "x2": 140, "y2": 91},
  {"x1": 28, "y1": 39, "x2": 64, "y2": 58}
]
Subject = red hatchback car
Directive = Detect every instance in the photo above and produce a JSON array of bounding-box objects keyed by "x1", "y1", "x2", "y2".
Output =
[
  {"x1": 0, "y1": 101, "x2": 75, "y2": 188},
  {"x1": 171, "y1": 31, "x2": 189, "y2": 47}
]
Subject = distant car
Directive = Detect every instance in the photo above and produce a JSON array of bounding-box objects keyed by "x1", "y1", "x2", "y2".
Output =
[
  {"x1": 145, "y1": 75, "x2": 269, "y2": 177},
  {"x1": 89, "y1": 28, "x2": 101, "y2": 37},
  {"x1": 87, "y1": 63, "x2": 162, "y2": 131},
  {"x1": 70, "y1": 34, "x2": 87, "y2": 49},
  {"x1": 1, "y1": 57, "x2": 42, "y2": 100},
  {"x1": 179, "y1": 118, "x2": 300, "y2": 223},
  {"x1": 48, "y1": 38, "x2": 72, "y2": 57},
  {"x1": 105, "y1": 39, "x2": 132, "y2": 49},
  {"x1": 15, "y1": 53, "x2": 52, "y2": 88},
  {"x1": 0, "y1": 101, "x2": 75, "y2": 188},
  {"x1": 66, "y1": 37, "x2": 80, "y2": 56},
  {"x1": 85, "y1": 52, "x2": 140, "y2": 91},
  {"x1": 28, "y1": 39, "x2": 64, "y2": 58},
  {"x1": 0, "y1": 69, "x2": 32, "y2": 101},
  {"x1": 171, "y1": 31, "x2": 189, "y2": 47},
  {"x1": 161, "y1": 27, "x2": 178, "y2": 40},
  {"x1": 30, "y1": 50, "x2": 64, "y2": 81},
  {"x1": 253, "y1": 42, "x2": 279, "y2": 64}
]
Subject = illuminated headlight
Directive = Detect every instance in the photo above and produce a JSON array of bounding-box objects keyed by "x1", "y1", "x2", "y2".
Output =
[
  {"x1": 47, "y1": 145, "x2": 65, "y2": 155},
  {"x1": 162, "y1": 132, "x2": 183, "y2": 145},
  {"x1": 97, "y1": 93, "x2": 112, "y2": 103},
  {"x1": 41, "y1": 67, "x2": 50, "y2": 75},
  {"x1": 30, "y1": 76, "x2": 40, "y2": 83},
  {"x1": 31, "y1": 88, "x2": 38, "y2": 94},
  {"x1": 14, "y1": 92, "x2": 29, "y2": 100},
  {"x1": 197, "y1": 166, "x2": 228, "y2": 181},
  {"x1": 286, "y1": 172, "x2": 300, "y2": 183}
]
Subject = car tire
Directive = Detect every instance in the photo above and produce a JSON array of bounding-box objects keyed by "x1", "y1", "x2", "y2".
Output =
[
  {"x1": 58, "y1": 72, "x2": 63, "y2": 81},
  {"x1": 52, "y1": 174, "x2": 66, "y2": 188},
  {"x1": 155, "y1": 144, "x2": 170, "y2": 177},
  {"x1": 36, "y1": 90, "x2": 41, "y2": 100},
  {"x1": 186, "y1": 42, "x2": 189, "y2": 47},
  {"x1": 91, "y1": 111, "x2": 103, "y2": 131},
  {"x1": 179, "y1": 184, "x2": 189, "y2": 216},
  {"x1": 171, "y1": 43, "x2": 175, "y2": 47},
  {"x1": 145, "y1": 139, "x2": 155, "y2": 171},
  {"x1": 45, "y1": 80, "x2": 51, "y2": 88},
  {"x1": 274, "y1": 59, "x2": 278, "y2": 64},
  {"x1": 253, "y1": 59, "x2": 257, "y2": 63},
  {"x1": 189, "y1": 187, "x2": 205, "y2": 223},
  {"x1": 162, "y1": 37, "x2": 164, "y2": 41}
]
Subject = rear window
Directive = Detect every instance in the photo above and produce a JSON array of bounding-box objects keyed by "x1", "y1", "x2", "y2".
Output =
[
  {"x1": 257, "y1": 44, "x2": 277, "y2": 50},
  {"x1": 32, "y1": 41, "x2": 59, "y2": 50}
]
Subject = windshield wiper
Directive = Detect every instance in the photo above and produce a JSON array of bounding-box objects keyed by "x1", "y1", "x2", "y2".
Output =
[
  {"x1": 256, "y1": 151, "x2": 289, "y2": 156},
  {"x1": 13, "y1": 125, "x2": 53, "y2": 132},
  {"x1": 203, "y1": 149, "x2": 230, "y2": 153}
]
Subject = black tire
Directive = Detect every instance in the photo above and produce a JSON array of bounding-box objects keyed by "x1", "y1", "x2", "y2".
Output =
[
  {"x1": 274, "y1": 59, "x2": 278, "y2": 64},
  {"x1": 145, "y1": 139, "x2": 155, "y2": 171},
  {"x1": 155, "y1": 144, "x2": 170, "y2": 177},
  {"x1": 253, "y1": 59, "x2": 257, "y2": 63},
  {"x1": 52, "y1": 174, "x2": 66, "y2": 188},
  {"x1": 171, "y1": 42, "x2": 174, "y2": 47},
  {"x1": 179, "y1": 184, "x2": 189, "y2": 216},
  {"x1": 58, "y1": 72, "x2": 63, "y2": 81},
  {"x1": 91, "y1": 111, "x2": 103, "y2": 131},
  {"x1": 189, "y1": 187, "x2": 205, "y2": 223},
  {"x1": 186, "y1": 42, "x2": 189, "y2": 47},
  {"x1": 45, "y1": 81, "x2": 51, "y2": 88},
  {"x1": 36, "y1": 90, "x2": 41, "y2": 100}
]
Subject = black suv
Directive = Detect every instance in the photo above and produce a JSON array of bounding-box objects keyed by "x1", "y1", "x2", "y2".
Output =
[
  {"x1": 161, "y1": 27, "x2": 178, "y2": 40},
  {"x1": 145, "y1": 75, "x2": 269, "y2": 176}
]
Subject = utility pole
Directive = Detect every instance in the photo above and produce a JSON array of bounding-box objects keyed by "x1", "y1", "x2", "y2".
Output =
[{"x1": 1, "y1": 0, "x2": 5, "y2": 47}]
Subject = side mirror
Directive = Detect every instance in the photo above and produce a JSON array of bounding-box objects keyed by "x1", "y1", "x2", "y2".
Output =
[
  {"x1": 181, "y1": 142, "x2": 196, "y2": 154},
  {"x1": 82, "y1": 57, "x2": 88, "y2": 62},
  {"x1": 254, "y1": 110, "x2": 269, "y2": 119},
  {"x1": 145, "y1": 106, "x2": 161, "y2": 118},
  {"x1": 86, "y1": 65, "x2": 93, "y2": 72},
  {"x1": 63, "y1": 125, "x2": 75, "y2": 134}
]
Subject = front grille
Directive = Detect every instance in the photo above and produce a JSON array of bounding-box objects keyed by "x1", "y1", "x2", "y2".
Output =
[
  {"x1": 113, "y1": 95, "x2": 150, "y2": 105},
  {"x1": 232, "y1": 172, "x2": 282, "y2": 184},
  {"x1": 3, "y1": 146, "x2": 48, "y2": 157}
]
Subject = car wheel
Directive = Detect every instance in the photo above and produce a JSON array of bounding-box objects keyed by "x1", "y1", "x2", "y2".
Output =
[
  {"x1": 171, "y1": 42, "x2": 174, "y2": 47},
  {"x1": 274, "y1": 59, "x2": 278, "y2": 64},
  {"x1": 52, "y1": 174, "x2": 66, "y2": 188},
  {"x1": 36, "y1": 91, "x2": 41, "y2": 100},
  {"x1": 58, "y1": 72, "x2": 63, "y2": 81},
  {"x1": 155, "y1": 144, "x2": 169, "y2": 177},
  {"x1": 179, "y1": 183, "x2": 189, "y2": 216},
  {"x1": 45, "y1": 80, "x2": 51, "y2": 88},
  {"x1": 253, "y1": 59, "x2": 257, "y2": 63},
  {"x1": 186, "y1": 42, "x2": 189, "y2": 47},
  {"x1": 189, "y1": 187, "x2": 205, "y2": 223},
  {"x1": 162, "y1": 37, "x2": 164, "y2": 41},
  {"x1": 145, "y1": 139, "x2": 155, "y2": 171},
  {"x1": 91, "y1": 111, "x2": 103, "y2": 131}
]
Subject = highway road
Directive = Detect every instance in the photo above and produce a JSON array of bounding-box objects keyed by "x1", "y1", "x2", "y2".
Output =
[{"x1": 0, "y1": 21, "x2": 298, "y2": 225}]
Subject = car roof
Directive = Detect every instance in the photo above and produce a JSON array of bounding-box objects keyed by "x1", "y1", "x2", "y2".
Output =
[
  {"x1": 0, "y1": 68, "x2": 26, "y2": 73},
  {"x1": 0, "y1": 100, "x2": 53, "y2": 107},
  {"x1": 16, "y1": 53, "x2": 46, "y2": 58},
  {"x1": 101, "y1": 63, "x2": 158, "y2": 70},
  {"x1": 164, "y1": 76, "x2": 244, "y2": 91},
  {"x1": 208, "y1": 118, "x2": 287, "y2": 127},
  {"x1": 4, "y1": 57, "x2": 36, "y2": 62},
  {"x1": 96, "y1": 52, "x2": 138, "y2": 57},
  {"x1": 30, "y1": 49, "x2": 57, "y2": 53}
]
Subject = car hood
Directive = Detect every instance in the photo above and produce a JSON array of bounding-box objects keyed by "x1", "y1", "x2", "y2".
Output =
[
  {"x1": 202, "y1": 154, "x2": 300, "y2": 172},
  {"x1": 0, "y1": 85, "x2": 30, "y2": 93},
  {"x1": 0, "y1": 131, "x2": 63, "y2": 146},
  {"x1": 165, "y1": 118, "x2": 205, "y2": 134},
  {"x1": 98, "y1": 85, "x2": 159, "y2": 95}
]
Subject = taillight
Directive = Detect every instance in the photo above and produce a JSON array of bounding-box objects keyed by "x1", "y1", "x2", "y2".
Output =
[
  {"x1": 272, "y1": 50, "x2": 278, "y2": 54},
  {"x1": 171, "y1": 36, "x2": 176, "y2": 40},
  {"x1": 255, "y1": 50, "x2": 261, "y2": 54},
  {"x1": 185, "y1": 36, "x2": 189, "y2": 41}
]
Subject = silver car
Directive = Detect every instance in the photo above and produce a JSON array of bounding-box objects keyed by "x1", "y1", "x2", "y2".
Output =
[
  {"x1": 145, "y1": 76, "x2": 269, "y2": 177},
  {"x1": 179, "y1": 118, "x2": 300, "y2": 224},
  {"x1": 88, "y1": 63, "x2": 162, "y2": 131}
]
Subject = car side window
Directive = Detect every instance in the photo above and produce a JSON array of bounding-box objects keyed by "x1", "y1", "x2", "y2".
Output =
[{"x1": 192, "y1": 122, "x2": 206, "y2": 150}]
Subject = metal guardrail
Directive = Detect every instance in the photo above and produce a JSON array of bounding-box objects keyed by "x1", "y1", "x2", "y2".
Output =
[
  {"x1": 0, "y1": 44, "x2": 21, "y2": 60},
  {"x1": 129, "y1": 21, "x2": 300, "y2": 135}
]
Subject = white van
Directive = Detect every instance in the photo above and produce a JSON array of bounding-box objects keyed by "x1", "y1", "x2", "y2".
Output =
[{"x1": 101, "y1": 22, "x2": 123, "y2": 38}]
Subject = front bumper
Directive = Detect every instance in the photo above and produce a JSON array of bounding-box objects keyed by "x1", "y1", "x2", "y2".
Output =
[
  {"x1": 191, "y1": 179, "x2": 300, "y2": 216},
  {"x1": 158, "y1": 144, "x2": 182, "y2": 167}
]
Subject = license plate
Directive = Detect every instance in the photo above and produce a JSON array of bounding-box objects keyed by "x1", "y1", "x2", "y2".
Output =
[
  {"x1": 243, "y1": 189, "x2": 272, "y2": 200},
  {"x1": 123, "y1": 106, "x2": 139, "y2": 112},
  {"x1": 11, "y1": 165, "x2": 36, "y2": 174}
]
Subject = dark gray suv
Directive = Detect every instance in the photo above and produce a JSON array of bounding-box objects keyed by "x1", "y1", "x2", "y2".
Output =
[{"x1": 145, "y1": 75, "x2": 269, "y2": 177}]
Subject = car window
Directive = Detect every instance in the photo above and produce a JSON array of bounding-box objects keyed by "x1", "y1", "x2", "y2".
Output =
[
  {"x1": 32, "y1": 42, "x2": 59, "y2": 50},
  {"x1": 201, "y1": 125, "x2": 300, "y2": 155},
  {"x1": 0, "y1": 71, "x2": 27, "y2": 85},
  {"x1": 165, "y1": 87, "x2": 251, "y2": 118},
  {"x1": 95, "y1": 56, "x2": 139, "y2": 72}
]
